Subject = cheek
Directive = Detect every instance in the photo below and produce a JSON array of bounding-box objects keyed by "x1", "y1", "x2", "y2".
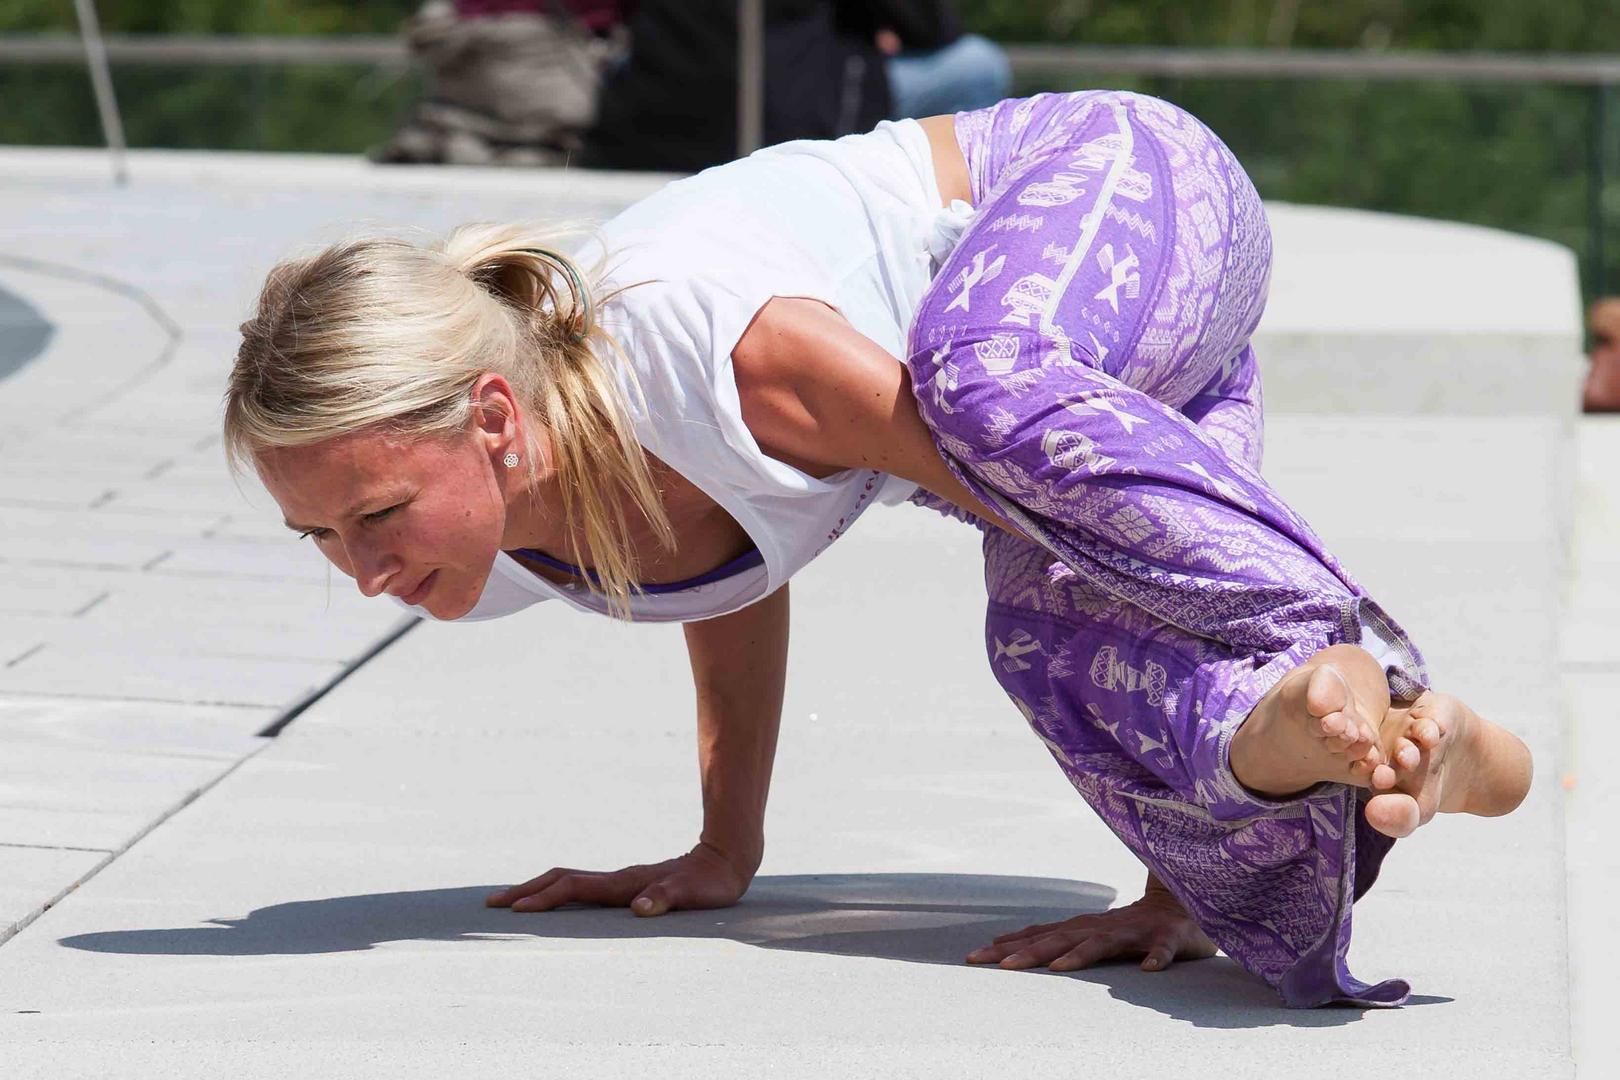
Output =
[{"x1": 411, "y1": 497, "x2": 503, "y2": 562}]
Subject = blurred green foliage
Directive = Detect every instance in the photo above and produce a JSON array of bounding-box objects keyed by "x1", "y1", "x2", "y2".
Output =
[
  {"x1": 0, "y1": 0, "x2": 418, "y2": 34},
  {"x1": 6, "y1": 0, "x2": 1619, "y2": 50},
  {"x1": 1, "y1": 0, "x2": 1616, "y2": 295},
  {"x1": 957, "y1": 0, "x2": 1620, "y2": 52}
]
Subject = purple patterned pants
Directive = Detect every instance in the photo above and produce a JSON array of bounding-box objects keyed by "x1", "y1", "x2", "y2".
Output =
[{"x1": 905, "y1": 92, "x2": 1430, "y2": 1007}]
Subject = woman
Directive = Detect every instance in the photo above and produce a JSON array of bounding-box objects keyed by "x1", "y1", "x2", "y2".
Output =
[{"x1": 225, "y1": 91, "x2": 1532, "y2": 1008}]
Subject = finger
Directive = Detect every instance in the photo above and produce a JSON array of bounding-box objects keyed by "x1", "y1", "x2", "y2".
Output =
[
  {"x1": 1140, "y1": 938, "x2": 1176, "y2": 972},
  {"x1": 631, "y1": 881, "x2": 678, "y2": 917},
  {"x1": 1048, "y1": 932, "x2": 1126, "y2": 972},
  {"x1": 990, "y1": 920, "x2": 1064, "y2": 945},
  {"x1": 971, "y1": 925, "x2": 1074, "y2": 964},
  {"x1": 968, "y1": 939, "x2": 1028, "y2": 963},
  {"x1": 1001, "y1": 930, "x2": 1099, "y2": 970},
  {"x1": 971, "y1": 933, "x2": 1054, "y2": 965},
  {"x1": 486, "y1": 867, "x2": 571, "y2": 906},
  {"x1": 510, "y1": 872, "x2": 629, "y2": 913}
]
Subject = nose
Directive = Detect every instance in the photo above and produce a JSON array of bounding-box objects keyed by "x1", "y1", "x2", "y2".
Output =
[{"x1": 340, "y1": 536, "x2": 400, "y2": 598}]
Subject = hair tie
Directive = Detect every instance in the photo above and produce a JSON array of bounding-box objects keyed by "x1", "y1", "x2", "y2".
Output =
[{"x1": 522, "y1": 247, "x2": 592, "y2": 343}]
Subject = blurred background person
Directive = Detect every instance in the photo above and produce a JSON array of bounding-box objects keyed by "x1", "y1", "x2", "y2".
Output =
[
  {"x1": 850, "y1": 2, "x2": 1013, "y2": 120},
  {"x1": 1585, "y1": 297, "x2": 1620, "y2": 412},
  {"x1": 585, "y1": 0, "x2": 885, "y2": 172},
  {"x1": 586, "y1": 1, "x2": 1008, "y2": 172},
  {"x1": 372, "y1": 0, "x2": 628, "y2": 166}
]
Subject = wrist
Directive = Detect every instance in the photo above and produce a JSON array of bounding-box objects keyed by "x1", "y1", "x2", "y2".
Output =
[
  {"x1": 697, "y1": 829, "x2": 763, "y2": 880},
  {"x1": 1138, "y1": 877, "x2": 1188, "y2": 916}
]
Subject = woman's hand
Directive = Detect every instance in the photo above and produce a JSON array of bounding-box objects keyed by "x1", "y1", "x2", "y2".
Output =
[
  {"x1": 485, "y1": 841, "x2": 752, "y2": 917},
  {"x1": 965, "y1": 882, "x2": 1218, "y2": 973}
]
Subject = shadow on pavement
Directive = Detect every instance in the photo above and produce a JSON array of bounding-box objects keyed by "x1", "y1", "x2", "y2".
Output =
[
  {"x1": 58, "y1": 872, "x2": 1444, "y2": 1027},
  {"x1": 0, "y1": 282, "x2": 54, "y2": 380}
]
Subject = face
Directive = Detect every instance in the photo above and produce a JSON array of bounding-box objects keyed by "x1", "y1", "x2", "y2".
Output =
[{"x1": 255, "y1": 378, "x2": 537, "y2": 620}]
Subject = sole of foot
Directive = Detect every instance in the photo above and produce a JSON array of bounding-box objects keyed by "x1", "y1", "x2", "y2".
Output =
[
  {"x1": 1230, "y1": 644, "x2": 1387, "y2": 799},
  {"x1": 1364, "y1": 690, "x2": 1534, "y2": 839}
]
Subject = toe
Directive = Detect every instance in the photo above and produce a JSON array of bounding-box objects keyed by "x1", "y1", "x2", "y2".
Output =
[
  {"x1": 1305, "y1": 665, "x2": 1352, "y2": 722},
  {"x1": 1394, "y1": 737, "x2": 1421, "y2": 771},
  {"x1": 1371, "y1": 762, "x2": 1399, "y2": 790},
  {"x1": 1412, "y1": 719, "x2": 1442, "y2": 749},
  {"x1": 1365, "y1": 792, "x2": 1421, "y2": 838}
]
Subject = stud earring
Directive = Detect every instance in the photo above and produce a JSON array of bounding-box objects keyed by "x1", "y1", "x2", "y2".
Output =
[{"x1": 503, "y1": 452, "x2": 520, "y2": 468}]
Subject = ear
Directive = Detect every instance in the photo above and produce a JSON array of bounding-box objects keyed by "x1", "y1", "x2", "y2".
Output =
[{"x1": 469, "y1": 373, "x2": 552, "y2": 476}]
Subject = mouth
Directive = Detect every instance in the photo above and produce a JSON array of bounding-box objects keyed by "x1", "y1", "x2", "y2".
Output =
[{"x1": 400, "y1": 570, "x2": 438, "y2": 606}]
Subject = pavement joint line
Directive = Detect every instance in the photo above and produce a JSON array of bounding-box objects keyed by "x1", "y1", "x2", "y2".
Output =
[
  {"x1": 141, "y1": 550, "x2": 174, "y2": 571},
  {"x1": 70, "y1": 591, "x2": 111, "y2": 617},
  {"x1": 256, "y1": 615, "x2": 422, "y2": 738},
  {"x1": 0, "y1": 842, "x2": 116, "y2": 855},
  {"x1": 0, "y1": 736, "x2": 279, "y2": 952},
  {"x1": 5, "y1": 643, "x2": 45, "y2": 668}
]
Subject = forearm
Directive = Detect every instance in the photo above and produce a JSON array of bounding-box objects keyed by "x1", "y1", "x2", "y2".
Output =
[{"x1": 684, "y1": 583, "x2": 791, "y2": 878}]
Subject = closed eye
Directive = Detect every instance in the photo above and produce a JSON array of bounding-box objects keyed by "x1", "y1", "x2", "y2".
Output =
[{"x1": 295, "y1": 503, "x2": 403, "y2": 541}]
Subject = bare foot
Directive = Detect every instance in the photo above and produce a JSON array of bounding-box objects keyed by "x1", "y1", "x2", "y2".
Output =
[
  {"x1": 1362, "y1": 691, "x2": 1533, "y2": 838},
  {"x1": 1230, "y1": 644, "x2": 1388, "y2": 798}
]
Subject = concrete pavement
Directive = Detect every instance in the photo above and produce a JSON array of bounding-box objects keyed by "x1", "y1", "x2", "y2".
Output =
[{"x1": 0, "y1": 145, "x2": 1600, "y2": 1076}]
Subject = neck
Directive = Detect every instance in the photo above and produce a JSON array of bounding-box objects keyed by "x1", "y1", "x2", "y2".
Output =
[{"x1": 502, "y1": 468, "x2": 580, "y2": 557}]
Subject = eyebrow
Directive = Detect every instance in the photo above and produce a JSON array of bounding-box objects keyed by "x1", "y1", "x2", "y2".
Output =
[{"x1": 282, "y1": 495, "x2": 395, "y2": 534}]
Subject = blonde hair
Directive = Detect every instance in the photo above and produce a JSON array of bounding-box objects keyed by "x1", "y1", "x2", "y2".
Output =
[{"x1": 223, "y1": 221, "x2": 674, "y2": 617}]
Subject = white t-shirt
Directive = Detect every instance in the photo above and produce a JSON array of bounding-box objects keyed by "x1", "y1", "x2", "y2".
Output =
[{"x1": 392, "y1": 118, "x2": 975, "y2": 624}]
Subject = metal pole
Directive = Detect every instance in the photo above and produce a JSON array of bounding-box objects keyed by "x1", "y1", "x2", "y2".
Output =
[
  {"x1": 737, "y1": 0, "x2": 764, "y2": 158},
  {"x1": 72, "y1": 0, "x2": 128, "y2": 186}
]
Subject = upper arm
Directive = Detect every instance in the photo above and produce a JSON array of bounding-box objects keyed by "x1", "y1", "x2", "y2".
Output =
[
  {"x1": 731, "y1": 296, "x2": 1011, "y2": 532},
  {"x1": 731, "y1": 297, "x2": 952, "y2": 493}
]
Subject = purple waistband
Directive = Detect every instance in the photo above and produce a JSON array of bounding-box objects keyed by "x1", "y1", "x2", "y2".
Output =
[{"x1": 510, "y1": 545, "x2": 765, "y2": 594}]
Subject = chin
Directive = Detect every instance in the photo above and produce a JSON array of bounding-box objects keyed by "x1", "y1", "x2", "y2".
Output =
[{"x1": 422, "y1": 569, "x2": 483, "y2": 621}]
